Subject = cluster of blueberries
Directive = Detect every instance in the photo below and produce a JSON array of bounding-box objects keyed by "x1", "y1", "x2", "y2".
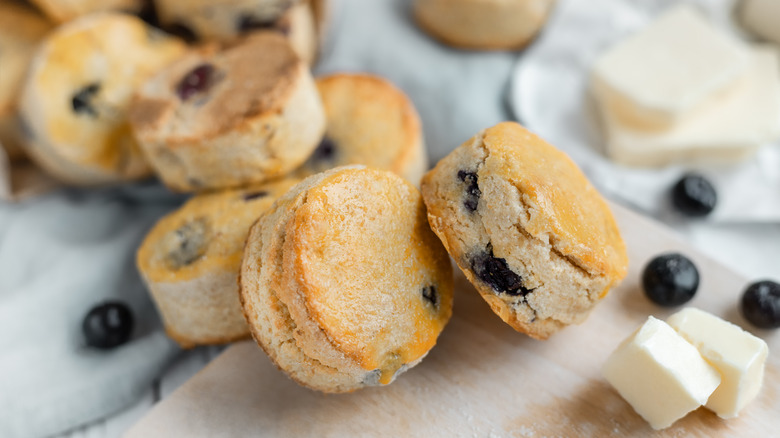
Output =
[{"x1": 654, "y1": 172, "x2": 779, "y2": 329}]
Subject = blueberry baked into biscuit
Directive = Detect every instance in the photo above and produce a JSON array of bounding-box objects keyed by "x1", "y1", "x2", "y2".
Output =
[
  {"x1": 19, "y1": 13, "x2": 186, "y2": 185},
  {"x1": 240, "y1": 166, "x2": 453, "y2": 392},
  {"x1": 129, "y1": 32, "x2": 325, "y2": 192},
  {"x1": 137, "y1": 178, "x2": 299, "y2": 348},
  {"x1": 155, "y1": 0, "x2": 318, "y2": 64},
  {"x1": 295, "y1": 73, "x2": 428, "y2": 185},
  {"x1": 421, "y1": 122, "x2": 628, "y2": 339}
]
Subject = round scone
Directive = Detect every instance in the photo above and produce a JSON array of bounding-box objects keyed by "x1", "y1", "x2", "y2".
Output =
[
  {"x1": 413, "y1": 0, "x2": 557, "y2": 50},
  {"x1": 137, "y1": 177, "x2": 299, "y2": 348},
  {"x1": 0, "y1": 2, "x2": 51, "y2": 161},
  {"x1": 28, "y1": 0, "x2": 144, "y2": 22},
  {"x1": 129, "y1": 33, "x2": 325, "y2": 192},
  {"x1": 294, "y1": 73, "x2": 427, "y2": 185},
  {"x1": 421, "y1": 122, "x2": 628, "y2": 340},
  {"x1": 240, "y1": 166, "x2": 454, "y2": 393},
  {"x1": 155, "y1": 0, "x2": 318, "y2": 64},
  {"x1": 19, "y1": 13, "x2": 186, "y2": 185}
]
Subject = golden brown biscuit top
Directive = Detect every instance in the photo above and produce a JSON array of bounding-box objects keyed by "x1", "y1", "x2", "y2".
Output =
[
  {"x1": 129, "y1": 32, "x2": 301, "y2": 142},
  {"x1": 24, "y1": 13, "x2": 185, "y2": 171},
  {"x1": 482, "y1": 122, "x2": 627, "y2": 282},
  {"x1": 0, "y1": 2, "x2": 51, "y2": 112},
  {"x1": 137, "y1": 177, "x2": 298, "y2": 283},
  {"x1": 297, "y1": 73, "x2": 421, "y2": 176},
  {"x1": 289, "y1": 167, "x2": 452, "y2": 382}
]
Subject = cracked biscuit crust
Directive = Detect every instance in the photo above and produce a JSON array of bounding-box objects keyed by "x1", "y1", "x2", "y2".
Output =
[
  {"x1": 421, "y1": 122, "x2": 627, "y2": 339},
  {"x1": 240, "y1": 166, "x2": 453, "y2": 392}
]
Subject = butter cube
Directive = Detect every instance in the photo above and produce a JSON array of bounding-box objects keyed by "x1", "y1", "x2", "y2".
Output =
[
  {"x1": 741, "y1": 0, "x2": 780, "y2": 47},
  {"x1": 667, "y1": 308, "x2": 769, "y2": 419},
  {"x1": 592, "y1": 5, "x2": 749, "y2": 130},
  {"x1": 602, "y1": 316, "x2": 721, "y2": 430},
  {"x1": 599, "y1": 47, "x2": 780, "y2": 166}
]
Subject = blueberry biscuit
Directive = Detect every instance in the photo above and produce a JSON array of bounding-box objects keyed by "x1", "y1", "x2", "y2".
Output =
[
  {"x1": 294, "y1": 73, "x2": 428, "y2": 185},
  {"x1": 421, "y1": 122, "x2": 628, "y2": 339},
  {"x1": 240, "y1": 166, "x2": 453, "y2": 392},
  {"x1": 413, "y1": 0, "x2": 557, "y2": 50},
  {"x1": 28, "y1": 0, "x2": 144, "y2": 22},
  {"x1": 129, "y1": 32, "x2": 325, "y2": 192},
  {"x1": 155, "y1": 0, "x2": 318, "y2": 65},
  {"x1": 19, "y1": 13, "x2": 186, "y2": 185},
  {"x1": 137, "y1": 178, "x2": 298, "y2": 348},
  {"x1": 0, "y1": 2, "x2": 51, "y2": 161}
]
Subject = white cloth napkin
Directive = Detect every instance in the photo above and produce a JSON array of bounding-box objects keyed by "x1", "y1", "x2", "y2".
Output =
[
  {"x1": 508, "y1": 0, "x2": 780, "y2": 222},
  {"x1": 0, "y1": 184, "x2": 184, "y2": 438}
]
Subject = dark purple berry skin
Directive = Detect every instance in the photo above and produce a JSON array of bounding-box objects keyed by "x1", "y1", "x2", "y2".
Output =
[
  {"x1": 672, "y1": 173, "x2": 717, "y2": 217},
  {"x1": 83, "y1": 302, "x2": 134, "y2": 349},
  {"x1": 72, "y1": 83, "x2": 101, "y2": 117},
  {"x1": 457, "y1": 170, "x2": 481, "y2": 212},
  {"x1": 311, "y1": 137, "x2": 337, "y2": 162},
  {"x1": 243, "y1": 191, "x2": 269, "y2": 201},
  {"x1": 471, "y1": 246, "x2": 531, "y2": 296},
  {"x1": 166, "y1": 22, "x2": 198, "y2": 43},
  {"x1": 741, "y1": 280, "x2": 780, "y2": 329},
  {"x1": 642, "y1": 253, "x2": 699, "y2": 306},
  {"x1": 422, "y1": 285, "x2": 438, "y2": 308},
  {"x1": 236, "y1": 14, "x2": 277, "y2": 32},
  {"x1": 176, "y1": 64, "x2": 215, "y2": 101}
]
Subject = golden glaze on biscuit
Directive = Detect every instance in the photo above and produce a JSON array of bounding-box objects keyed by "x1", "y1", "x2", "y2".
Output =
[{"x1": 240, "y1": 166, "x2": 453, "y2": 392}]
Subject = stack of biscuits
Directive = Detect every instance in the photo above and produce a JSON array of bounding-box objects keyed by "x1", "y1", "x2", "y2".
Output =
[{"x1": 6, "y1": 0, "x2": 629, "y2": 393}]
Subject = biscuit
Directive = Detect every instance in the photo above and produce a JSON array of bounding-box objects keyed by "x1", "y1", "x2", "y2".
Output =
[
  {"x1": 28, "y1": 0, "x2": 144, "y2": 22},
  {"x1": 294, "y1": 73, "x2": 428, "y2": 185},
  {"x1": 129, "y1": 32, "x2": 325, "y2": 192},
  {"x1": 240, "y1": 166, "x2": 453, "y2": 392},
  {"x1": 421, "y1": 122, "x2": 627, "y2": 339},
  {"x1": 19, "y1": 13, "x2": 186, "y2": 185},
  {"x1": 413, "y1": 0, "x2": 557, "y2": 50},
  {"x1": 0, "y1": 2, "x2": 51, "y2": 161},
  {"x1": 137, "y1": 178, "x2": 299, "y2": 348},
  {"x1": 155, "y1": 0, "x2": 318, "y2": 64}
]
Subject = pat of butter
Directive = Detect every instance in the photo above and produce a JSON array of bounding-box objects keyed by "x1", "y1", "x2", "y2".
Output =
[
  {"x1": 667, "y1": 308, "x2": 769, "y2": 419},
  {"x1": 599, "y1": 47, "x2": 780, "y2": 167},
  {"x1": 740, "y1": 0, "x2": 780, "y2": 47},
  {"x1": 602, "y1": 316, "x2": 721, "y2": 430},
  {"x1": 592, "y1": 5, "x2": 749, "y2": 130}
]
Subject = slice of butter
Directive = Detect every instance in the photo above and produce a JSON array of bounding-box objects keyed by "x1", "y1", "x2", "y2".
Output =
[
  {"x1": 599, "y1": 47, "x2": 780, "y2": 167},
  {"x1": 602, "y1": 316, "x2": 721, "y2": 430},
  {"x1": 592, "y1": 5, "x2": 749, "y2": 130},
  {"x1": 740, "y1": 0, "x2": 780, "y2": 46},
  {"x1": 667, "y1": 308, "x2": 769, "y2": 419}
]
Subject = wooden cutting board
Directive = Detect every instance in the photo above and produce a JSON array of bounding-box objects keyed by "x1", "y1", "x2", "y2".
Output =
[{"x1": 126, "y1": 203, "x2": 779, "y2": 437}]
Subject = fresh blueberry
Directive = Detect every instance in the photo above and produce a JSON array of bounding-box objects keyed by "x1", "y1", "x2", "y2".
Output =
[
  {"x1": 83, "y1": 302, "x2": 134, "y2": 349},
  {"x1": 457, "y1": 170, "x2": 481, "y2": 212},
  {"x1": 422, "y1": 285, "x2": 438, "y2": 308},
  {"x1": 672, "y1": 173, "x2": 717, "y2": 217},
  {"x1": 72, "y1": 83, "x2": 101, "y2": 117},
  {"x1": 176, "y1": 64, "x2": 215, "y2": 101},
  {"x1": 470, "y1": 245, "x2": 531, "y2": 296},
  {"x1": 642, "y1": 253, "x2": 699, "y2": 306},
  {"x1": 741, "y1": 280, "x2": 780, "y2": 329}
]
